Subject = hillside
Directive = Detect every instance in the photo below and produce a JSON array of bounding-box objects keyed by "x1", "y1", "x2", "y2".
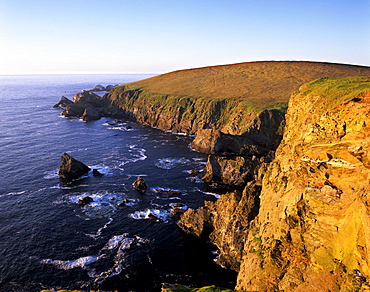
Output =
[
  {"x1": 105, "y1": 61, "x2": 370, "y2": 155},
  {"x1": 113, "y1": 61, "x2": 370, "y2": 108},
  {"x1": 178, "y1": 76, "x2": 370, "y2": 291}
]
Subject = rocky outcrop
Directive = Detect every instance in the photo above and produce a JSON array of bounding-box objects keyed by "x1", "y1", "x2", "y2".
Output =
[
  {"x1": 191, "y1": 110, "x2": 284, "y2": 155},
  {"x1": 61, "y1": 91, "x2": 108, "y2": 119},
  {"x1": 58, "y1": 153, "x2": 90, "y2": 180},
  {"x1": 235, "y1": 77, "x2": 370, "y2": 291},
  {"x1": 202, "y1": 154, "x2": 273, "y2": 186},
  {"x1": 178, "y1": 77, "x2": 370, "y2": 291},
  {"x1": 178, "y1": 183, "x2": 261, "y2": 271},
  {"x1": 53, "y1": 96, "x2": 73, "y2": 108}
]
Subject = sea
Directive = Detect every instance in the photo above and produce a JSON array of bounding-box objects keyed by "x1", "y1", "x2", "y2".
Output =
[{"x1": 0, "y1": 74, "x2": 237, "y2": 292}]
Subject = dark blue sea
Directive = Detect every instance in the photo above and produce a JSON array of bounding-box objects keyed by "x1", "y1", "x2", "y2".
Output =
[{"x1": 0, "y1": 74, "x2": 236, "y2": 291}]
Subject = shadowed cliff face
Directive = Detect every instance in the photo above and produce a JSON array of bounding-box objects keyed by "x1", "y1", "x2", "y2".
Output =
[{"x1": 236, "y1": 77, "x2": 370, "y2": 291}]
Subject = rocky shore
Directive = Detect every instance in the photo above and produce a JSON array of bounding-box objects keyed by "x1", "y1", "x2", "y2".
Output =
[{"x1": 53, "y1": 61, "x2": 370, "y2": 291}]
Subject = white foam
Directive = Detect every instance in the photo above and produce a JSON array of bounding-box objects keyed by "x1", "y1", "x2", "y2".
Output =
[
  {"x1": 88, "y1": 165, "x2": 113, "y2": 176},
  {"x1": 67, "y1": 191, "x2": 136, "y2": 219},
  {"x1": 129, "y1": 208, "x2": 171, "y2": 222},
  {"x1": 102, "y1": 233, "x2": 132, "y2": 250},
  {"x1": 155, "y1": 157, "x2": 190, "y2": 170},
  {"x1": 86, "y1": 217, "x2": 114, "y2": 238},
  {"x1": 118, "y1": 146, "x2": 147, "y2": 166},
  {"x1": 41, "y1": 255, "x2": 100, "y2": 270},
  {"x1": 43, "y1": 169, "x2": 59, "y2": 179},
  {"x1": 202, "y1": 192, "x2": 221, "y2": 199},
  {"x1": 0, "y1": 190, "x2": 26, "y2": 198}
]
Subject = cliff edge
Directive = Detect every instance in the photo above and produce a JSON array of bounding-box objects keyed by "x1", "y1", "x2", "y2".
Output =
[{"x1": 105, "y1": 61, "x2": 370, "y2": 155}]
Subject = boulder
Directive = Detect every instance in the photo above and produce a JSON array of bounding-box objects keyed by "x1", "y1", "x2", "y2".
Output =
[
  {"x1": 58, "y1": 153, "x2": 91, "y2": 179},
  {"x1": 133, "y1": 176, "x2": 147, "y2": 191},
  {"x1": 78, "y1": 196, "x2": 94, "y2": 206},
  {"x1": 92, "y1": 169, "x2": 104, "y2": 176},
  {"x1": 82, "y1": 107, "x2": 102, "y2": 122},
  {"x1": 72, "y1": 91, "x2": 104, "y2": 105},
  {"x1": 53, "y1": 96, "x2": 73, "y2": 108}
]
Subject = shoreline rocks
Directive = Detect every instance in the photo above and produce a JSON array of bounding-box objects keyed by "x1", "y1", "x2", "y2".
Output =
[{"x1": 53, "y1": 96, "x2": 73, "y2": 108}]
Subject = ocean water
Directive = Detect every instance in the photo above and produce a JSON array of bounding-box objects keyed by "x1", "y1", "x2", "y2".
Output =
[{"x1": 0, "y1": 74, "x2": 236, "y2": 291}]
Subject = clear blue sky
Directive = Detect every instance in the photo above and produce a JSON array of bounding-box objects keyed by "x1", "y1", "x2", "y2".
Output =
[{"x1": 1, "y1": 0, "x2": 369, "y2": 74}]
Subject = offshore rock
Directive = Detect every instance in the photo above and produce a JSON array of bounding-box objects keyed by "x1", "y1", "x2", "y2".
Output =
[
  {"x1": 78, "y1": 196, "x2": 94, "y2": 206},
  {"x1": 92, "y1": 168, "x2": 104, "y2": 176},
  {"x1": 53, "y1": 96, "x2": 73, "y2": 108},
  {"x1": 236, "y1": 77, "x2": 370, "y2": 291},
  {"x1": 133, "y1": 176, "x2": 147, "y2": 191},
  {"x1": 58, "y1": 153, "x2": 90, "y2": 180}
]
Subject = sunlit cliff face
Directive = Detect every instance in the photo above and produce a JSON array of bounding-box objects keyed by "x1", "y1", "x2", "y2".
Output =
[{"x1": 237, "y1": 77, "x2": 370, "y2": 292}]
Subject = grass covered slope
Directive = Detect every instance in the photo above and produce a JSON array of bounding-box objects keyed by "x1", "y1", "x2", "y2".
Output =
[
  {"x1": 117, "y1": 61, "x2": 370, "y2": 108},
  {"x1": 106, "y1": 61, "x2": 370, "y2": 136}
]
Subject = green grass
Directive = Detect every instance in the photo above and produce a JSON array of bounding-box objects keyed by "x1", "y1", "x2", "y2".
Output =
[
  {"x1": 117, "y1": 61, "x2": 370, "y2": 109},
  {"x1": 295, "y1": 76, "x2": 370, "y2": 111}
]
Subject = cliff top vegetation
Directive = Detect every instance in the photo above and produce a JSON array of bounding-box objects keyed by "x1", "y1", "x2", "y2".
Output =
[{"x1": 118, "y1": 61, "x2": 370, "y2": 109}]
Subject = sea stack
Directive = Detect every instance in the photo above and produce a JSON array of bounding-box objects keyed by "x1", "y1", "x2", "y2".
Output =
[
  {"x1": 58, "y1": 153, "x2": 90, "y2": 179},
  {"x1": 133, "y1": 176, "x2": 147, "y2": 191}
]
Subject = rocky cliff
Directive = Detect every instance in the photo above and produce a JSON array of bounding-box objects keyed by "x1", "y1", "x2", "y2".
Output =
[
  {"x1": 234, "y1": 76, "x2": 370, "y2": 291},
  {"x1": 105, "y1": 61, "x2": 370, "y2": 155},
  {"x1": 179, "y1": 76, "x2": 370, "y2": 291}
]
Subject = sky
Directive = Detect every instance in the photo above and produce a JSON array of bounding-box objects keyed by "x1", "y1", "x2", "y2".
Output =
[{"x1": 0, "y1": 0, "x2": 369, "y2": 74}]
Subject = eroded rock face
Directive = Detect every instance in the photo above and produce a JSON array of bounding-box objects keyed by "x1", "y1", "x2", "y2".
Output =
[
  {"x1": 178, "y1": 183, "x2": 261, "y2": 271},
  {"x1": 53, "y1": 96, "x2": 73, "y2": 108},
  {"x1": 202, "y1": 155, "x2": 254, "y2": 186},
  {"x1": 236, "y1": 77, "x2": 370, "y2": 291},
  {"x1": 202, "y1": 154, "x2": 273, "y2": 186},
  {"x1": 191, "y1": 109, "x2": 284, "y2": 155},
  {"x1": 58, "y1": 153, "x2": 90, "y2": 180}
]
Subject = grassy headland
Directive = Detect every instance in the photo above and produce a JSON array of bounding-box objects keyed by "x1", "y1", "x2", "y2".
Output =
[{"x1": 106, "y1": 61, "x2": 370, "y2": 136}]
